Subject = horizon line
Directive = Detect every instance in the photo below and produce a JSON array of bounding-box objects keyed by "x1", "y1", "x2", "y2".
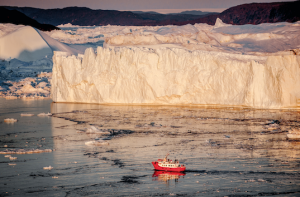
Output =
[{"x1": 120, "y1": 8, "x2": 226, "y2": 14}]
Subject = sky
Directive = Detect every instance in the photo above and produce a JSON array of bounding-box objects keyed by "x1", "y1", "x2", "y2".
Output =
[{"x1": 0, "y1": 0, "x2": 295, "y2": 13}]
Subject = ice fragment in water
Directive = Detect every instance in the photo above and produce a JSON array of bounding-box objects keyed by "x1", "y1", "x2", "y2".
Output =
[
  {"x1": 43, "y1": 166, "x2": 53, "y2": 170},
  {"x1": 4, "y1": 118, "x2": 17, "y2": 123},
  {"x1": 37, "y1": 112, "x2": 52, "y2": 116},
  {"x1": 85, "y1": 140, "x2": 109, "y2": 146},
  {"x1": 21, "y1": 113, "x2": 34, "y2": 116}
]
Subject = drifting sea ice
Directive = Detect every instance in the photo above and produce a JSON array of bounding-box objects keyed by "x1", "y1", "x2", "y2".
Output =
[
  {"x1": 20, "y1": 113, "x2": 35, "y2": 116},
  {"x1": 43, "y1": 166, "x2": 53, "y2": 170},
  {"x1": 37, "y1": 112, "x2": 52, "y2": 116},
  {"x1": 4, "y1": 118, "x2": 17, "y2": 123},
  {"x1": 85, "y1": 126, "x2": 110, "y2": 134},
  {"x1": 85, "y1": 140, "x2": 109, "y2": 146}
]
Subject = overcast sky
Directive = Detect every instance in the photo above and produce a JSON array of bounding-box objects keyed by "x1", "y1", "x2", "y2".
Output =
[{"x1": 0, "y1": 0, "x2": 294, "y2": 12}]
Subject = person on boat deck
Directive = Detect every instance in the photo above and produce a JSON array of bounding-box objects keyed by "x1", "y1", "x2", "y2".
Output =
[{"x1": 163, "y1": 153, "x2": 169, "y2": 162}]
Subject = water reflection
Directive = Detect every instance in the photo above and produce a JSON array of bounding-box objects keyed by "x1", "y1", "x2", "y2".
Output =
[{"x1": 152, "y1": 171, "x2": 185, "y2": 183}]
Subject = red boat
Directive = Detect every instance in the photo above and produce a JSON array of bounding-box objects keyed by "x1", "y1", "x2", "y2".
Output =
[{"x1": 152, "y1": 153, "x2": 186, "y2": 172}]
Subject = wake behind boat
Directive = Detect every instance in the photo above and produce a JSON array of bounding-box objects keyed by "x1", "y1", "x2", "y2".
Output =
[{"x1": 152, "y1": 153, "x2": 186, "y2": 172}]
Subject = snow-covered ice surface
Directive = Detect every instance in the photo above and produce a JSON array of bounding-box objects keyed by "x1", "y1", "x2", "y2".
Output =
[{"x1": 0, "y1": 26, "x2": 80, "y2": 62}]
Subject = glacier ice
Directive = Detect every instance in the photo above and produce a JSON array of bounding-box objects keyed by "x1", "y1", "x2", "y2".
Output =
[
  {"x1": 0, "y1": 26, "x2": 79, "y2": 62},
  {"x1": 50, "y1": 19, "x2": 300, "y2": 109},
  {"x1": 1, "y1": 20, "x2": 300, "y2": 107},
  {"x1": 51, "y1": 46, "x2": 300, "y2": 109}
]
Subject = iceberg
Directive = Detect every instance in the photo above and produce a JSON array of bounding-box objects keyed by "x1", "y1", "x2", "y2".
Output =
[
  {"x1": 0, "y1": 26, "x2": 79, "y2": 62},
  {"x1": 51, "y1": 46, "x2": 300, "y2": 109},
  {"x1": 0, "y1": 24, "x2": 80, "y2": 99}
]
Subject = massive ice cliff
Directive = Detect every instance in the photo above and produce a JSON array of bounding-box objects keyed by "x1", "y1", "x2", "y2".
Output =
[
  {"x1": 51, "y1": 46, "x2": 300, "y2": 109},
  {"x1": 47, "y1": 19, "x2": 300, "y2": 108}
]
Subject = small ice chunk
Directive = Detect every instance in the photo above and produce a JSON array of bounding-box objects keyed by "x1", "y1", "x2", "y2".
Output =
[
  {"x1": 85, "y1": 140, "x2": 109, "y2": 146},
  {"x1": 43, "y1": 166, "x2": 53, "y2": 170},
  {"x1": 8, "y1": 163, "x2": 16, "y2": 166},
  {"x1": 86, "y1": 126, "x2": 100, "y2": 134},
  {"x1": 4, "y1": 155, "x2": 11, "y2": 157},
  {"x1": 21, "y1": 113, "x2": 34, "y2": 116},
  {"x1": 52, "y1": 176, "x2": 58, "y2": 179},
  {"x1": 9, "y1": 157, "x2": 17, "y2": 160},
  {"x1": 0, "y1": 148, "x2": 53, "y2": 154},
  {"x1": 85, "y1": 126, "x2": 110, "y2": 134},
  {"x1": 4, "y1": 118, "x2": 17, "y2": 123},
  {"x1": 37, "y1": 112, "x2": 52, "y2": 116}
]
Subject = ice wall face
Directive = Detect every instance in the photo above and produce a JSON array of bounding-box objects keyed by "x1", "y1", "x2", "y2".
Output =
[{"x1": 51, "y1": 47, "x2": 300, "y2": 109}]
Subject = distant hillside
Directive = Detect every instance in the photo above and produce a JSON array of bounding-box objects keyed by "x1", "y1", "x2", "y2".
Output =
[
  {"x1": 3, "y1": 6, "x2": 151, "y2": 26},
  {"x1": 186, "y1": 1, "x2": 300, "y2": 25},
  {"x1": 0, "y1": 7, "x2": 59, "y2": 31},
  {"x1": 3, "y1": 6, "x2": 212, "y2": 26},
  {"x1": 2, "y1": 1, "x2": 300, "y2": 27},
  {"x1": 175, "y1": 10, "x2": 218, "y2": 16}
]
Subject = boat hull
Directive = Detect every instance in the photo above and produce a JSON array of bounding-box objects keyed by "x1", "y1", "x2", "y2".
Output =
[{"x1": 152, "y1": 161, "x2": 186, "y2": 172}]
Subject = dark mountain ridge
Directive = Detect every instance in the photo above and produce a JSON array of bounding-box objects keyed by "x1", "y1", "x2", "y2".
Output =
[
  {"x1": 185, "y1": 1, "x2": 300, "y2": 25},
  {"x1": 0, "y1": 7, "x2": 59, "y2": 31},
  {"x1": 3, "y1": 6, "x2": 212, "y2": 26},
  {"x1": 2, "y1": 1, "x2": 300, "y2": 27}
]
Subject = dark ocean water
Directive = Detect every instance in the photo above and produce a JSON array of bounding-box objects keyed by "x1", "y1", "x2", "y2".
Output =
[{"x1": 0, "y1": 98, "x2": 300, "y2": 196}]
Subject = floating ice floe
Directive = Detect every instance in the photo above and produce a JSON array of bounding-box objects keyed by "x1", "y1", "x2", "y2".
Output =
[
  {"x1": 264, "y1": 123, "x2": 280, "y2": 130},
  {"x1": 4, "y1": 155, "x2": 11, "y2": 157},
  {"x1": 21, "y1": 113, "x2": 35, "y2": 116},
  {"x1": 0, "y1": 75, "x2": 52, "y2": 99},
  {"x1": 37, "y1": 112, "x2": 52, "y2": 116},
  {"x1": 8, "y1": 163, "x2": 16, "y2": 166},
  {"x1": 52, "y1": 176, "x2": 58, "y2": 179},
  {"x1": 287, "y1": 128, "x2": 300, "y2": 139},
  {"x1": 85, "y1": 126, "x2": 110, "y2": 134},
  {"x1": 43, "y1": 166, "x2": 53, "y2": 170},
  {"x1": 9, "y1": 157, "x2": 17, "y2": 160},
  {"x1": 85, "y1": 140, "x2": 109, "y2": 146},
  {"x1": 4, "y1": 118, "x2": 17, "y2": 123},
  {"x1": 0, "y1": 148, "x2": 53, "y2": 154}
]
